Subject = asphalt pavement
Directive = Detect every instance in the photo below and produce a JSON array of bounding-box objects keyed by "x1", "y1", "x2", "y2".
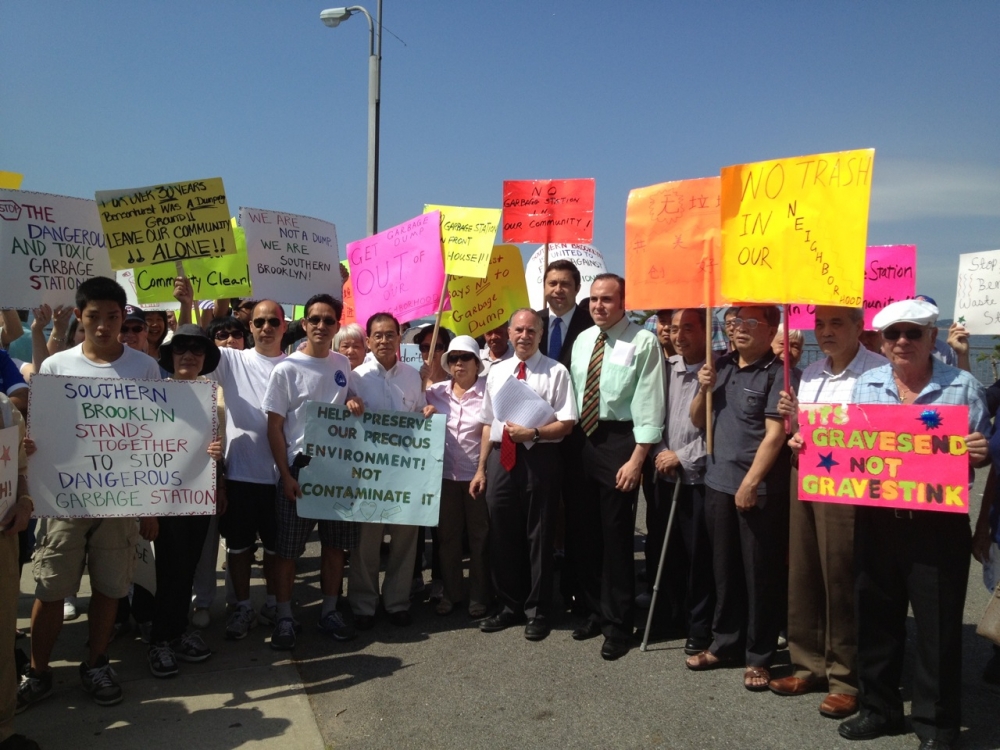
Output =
[{"x1": 15, "y1": 469, "x2": 1000, "y2": 749}]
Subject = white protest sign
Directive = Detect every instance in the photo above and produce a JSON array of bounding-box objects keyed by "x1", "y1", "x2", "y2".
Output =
[
  {"x1": 525, "y1": 243, "x2": 606, "y2": 310},
  {"x1": 28, "y1": 375, "x2": 218, "y2": 518},
  {"x1": 241, "y1": 207, "x2": 341, "y2": 305},
  {"x1": 297, "y1": 403, "x2": 445, "y2": 527},
  {"x1": 954, "y1": 249, "x2": 1000, "y2": 334},
  {"x1": 399, "y1": 343, "x2": 423, "y2": 369},
  {"x1": 117, "y1": 269, "x2": 180, "y2": 311},
  {"x1": 0, "y1": 425, "x2": 19, "y2": 522},
  {"x1": 0, "y1": 190, "x2": 114, "y2": 309}
]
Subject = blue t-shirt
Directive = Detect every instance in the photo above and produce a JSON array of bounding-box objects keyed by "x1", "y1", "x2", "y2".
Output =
[{"x1": 0, "y1": 349, "x2": 27, "y2": 396}]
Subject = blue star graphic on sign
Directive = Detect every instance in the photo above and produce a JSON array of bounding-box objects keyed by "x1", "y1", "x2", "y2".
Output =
[
  {"x1": 918, "y1": 409, "x2": 943, "y2": 430},
  {"x1": 816, "y1": 452, "x2": 839, "y2": 473}
]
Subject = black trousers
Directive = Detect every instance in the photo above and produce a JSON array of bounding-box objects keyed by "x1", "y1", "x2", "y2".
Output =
[
  {"x1": 150, "y1": 515, "x2": 212, "y2": 644},
  {"x1": 486, "y1": 442, "x2": 560, "y2": 620},
  {"x1": 647, "y1": 480, "x2": 715, "y2": 641},
  {"x1": 558, "y1": 426, "x2": 588, "y2": 606},
  {"x1": 704, "y1": 485, "x2": 789, "y2": 667},
  {"x1": 854, "y1": 508, "x2": 970, "y2": 744},
  {"x1": 573, "y1": 422, "x2": 640, "y2": 642}
]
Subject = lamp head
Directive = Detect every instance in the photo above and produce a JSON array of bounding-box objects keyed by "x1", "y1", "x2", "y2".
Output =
[{"x1": 320, "y1": 8, "x2": 353, "y2": 27}]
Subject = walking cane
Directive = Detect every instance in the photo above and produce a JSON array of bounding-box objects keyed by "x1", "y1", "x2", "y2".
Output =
[{"x1": 640, "y1": 476, "x2": 682, "y2": 652}]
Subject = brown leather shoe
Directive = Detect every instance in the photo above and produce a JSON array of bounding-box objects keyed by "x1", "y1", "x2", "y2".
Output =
[
  {"x1": 819, "y1": 693, "x2": 859, "y2": 718},
  {"x1": 768, "y1": 675, "x2": 817, "y2": 696}
]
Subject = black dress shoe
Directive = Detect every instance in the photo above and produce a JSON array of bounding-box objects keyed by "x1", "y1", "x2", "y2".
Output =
[
  {"x1": 387, "y1": 610, "x2": 412, "y2": 627},
  {"x1": 601, "y1": 637, "x2": 631, "y2": 661},
  {"x1": 838, "y1": 712, "x2": 905, "y2": 741},
  {"x1": 354, "y1": 614, "x2": 375, "y2": 631},
  {"x1": 919, "y1": 740, "x2": 953, "y2": 750},
  {"x1": 572, "y1": 620, "x2": 602, "y2": 641},
  {"x1": 684, "y1": 636, "x2": 712, "y2": 656},
  {"x1": 524, "y1": 619, "x2": 550, "y2": 641},
  {"x1": 480, "y1": 611, "x2": 525, "y2": 633}
]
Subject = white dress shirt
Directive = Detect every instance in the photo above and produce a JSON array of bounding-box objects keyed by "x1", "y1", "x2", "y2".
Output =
[
  {"x1": 349, "y1": 356, "x2": 425, "y2": 413},
  {"x1": 479, "y1": 349, "x2": 577, "y2": 443}
]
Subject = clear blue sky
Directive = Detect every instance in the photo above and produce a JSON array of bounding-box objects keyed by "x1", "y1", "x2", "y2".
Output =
[{"x1": 3, "y1": 1, "x2": 998, "y2": 315}]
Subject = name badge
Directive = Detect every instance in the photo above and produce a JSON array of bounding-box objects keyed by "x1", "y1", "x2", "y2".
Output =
[{"x1": 609, "y1": 340, "x2": 635, "y2": 367}]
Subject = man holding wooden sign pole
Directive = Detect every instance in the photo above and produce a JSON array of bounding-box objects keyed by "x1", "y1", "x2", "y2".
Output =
[{"x1": 836, "y1": 299, "x2": 989, "y2": 750}]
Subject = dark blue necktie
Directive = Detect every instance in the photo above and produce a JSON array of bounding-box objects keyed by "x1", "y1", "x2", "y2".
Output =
[{"x1": 549, "y1": 317, "x2": 563, "y2": 360}]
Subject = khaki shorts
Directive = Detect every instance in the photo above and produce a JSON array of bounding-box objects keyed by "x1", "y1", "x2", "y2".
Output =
[{"x1": 32, "y1": 517, "x2": 138, "y2": 601}]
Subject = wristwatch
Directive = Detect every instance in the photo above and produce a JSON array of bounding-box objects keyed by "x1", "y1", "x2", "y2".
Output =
[{"x1": 532, "y1": 428, "x2": 541, "y2": 443}]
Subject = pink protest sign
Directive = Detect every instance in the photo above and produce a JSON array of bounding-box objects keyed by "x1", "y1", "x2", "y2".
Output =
[
  {"x1": 786, "y1": 245, "x2": 916, "y2": 330},
  {"x1": 798, "y1": 403, "x2": 970, "y2": 514},
  {"x1": 346, "y1": 212, "x2": 446, "y2": 327}
]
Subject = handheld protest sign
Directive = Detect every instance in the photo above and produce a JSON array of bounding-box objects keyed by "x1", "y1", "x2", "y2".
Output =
[
  {"x1": 0, "y1": 172, "x2": 23, "y2": 189},
  {"x1": 27, "y1": 375, "x2": 219, "y2": 518},
  {"x1": 241, "y1": 207, "x2": 341, "y2": 305},
  {"x1": 798, "y1": 403, "x2": 970, "y2": 513},
  {"x1": 625, "y1": 176, "x2": 723, "y2": 310},
  {"x1": 346, "y1": 211, "x2": 446, "y2": 328},
  {"x1": 720, "y1": 149, "x2": 873, "y2": 307},
  {"x1": 424, "y1": 204, "x2": 501, "y2": 279},
  {"x1": 502, "y1": 179, "x2": 595, "y2": 245},
  {"x1": 954, "y1": 249, "x2": 1000, "y2": 334},
  {"x1": 444, "y1": 244, "x2": 529, "y2": 337},
  {"x1": 96, "y1": 178, "x2": 233, "y2": 271},
  {"x1": 119, "y1": 218, "x2": 252, "y2": 306},
  {"x1": 0, "y1": 190, "x2": 115, "y2": 309},
  {"x1": 788, "y1": 245, "x2": 916, "y2": 330},
  {"x1": 0, "y1": 425, "x2": 19, "y2": 522},
  {"x1": 297, "y1": 403, "x2": 446, "y2": 526},
  {"x1": 525, "y1": 243, "x2": 606, "y2": 311}
]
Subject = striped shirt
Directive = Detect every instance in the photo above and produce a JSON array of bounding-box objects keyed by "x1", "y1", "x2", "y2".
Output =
[{"x1": 797, "y1": 346, "x2": 888, "y2": 405}]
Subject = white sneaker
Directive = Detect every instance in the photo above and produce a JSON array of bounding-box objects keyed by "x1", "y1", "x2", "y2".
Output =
[
  {"x1": 63, "y1": 599, "x2": 79, "y2": 621},
  {"x1": 190, "y1": 608, "x2": 210, "y2": 629}
]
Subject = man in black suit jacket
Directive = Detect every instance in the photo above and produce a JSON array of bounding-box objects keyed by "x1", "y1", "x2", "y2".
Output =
[{"x1": 535, "y1": 259, "x2": 593, "y2": 613}]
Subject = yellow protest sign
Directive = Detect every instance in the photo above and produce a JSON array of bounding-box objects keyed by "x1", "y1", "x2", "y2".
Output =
[
  {"x1": 720, "y1": 149, "x2": 873, "y2": 306},
  {"x1": 443, "y1": 244, "x2": 528, "y2": 336},
  {"x1": 132, "y1": 218, "x2": 251, "y2": 304},
  {"x1": 95, "y1": 177, "x2": 234, "y2": 270},
  {"x1": 424, "y1": 204, "x2": 501, "y2": 279},
  {"x1": 0, "y1": 172, "x2": 23, "y2": 189}
]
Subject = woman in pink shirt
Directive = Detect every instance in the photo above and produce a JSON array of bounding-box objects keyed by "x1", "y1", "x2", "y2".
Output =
[{"x1": 424, "y1": 336, "x2": 492, "y2": 617}]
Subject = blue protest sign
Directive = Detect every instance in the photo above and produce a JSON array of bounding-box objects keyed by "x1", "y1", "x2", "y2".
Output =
[{"x1": 296, "y1": 402, "x2": 445, "y2": 526}]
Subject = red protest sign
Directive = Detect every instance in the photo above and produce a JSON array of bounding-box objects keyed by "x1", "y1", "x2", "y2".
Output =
[{"x1": 502, "y1": 179, "x2": 595, "y2": 244}]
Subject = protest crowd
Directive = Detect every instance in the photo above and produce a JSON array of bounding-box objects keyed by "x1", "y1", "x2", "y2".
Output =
[{"x1": 1, "y1": 260, "x2": 999, "y2": 750}]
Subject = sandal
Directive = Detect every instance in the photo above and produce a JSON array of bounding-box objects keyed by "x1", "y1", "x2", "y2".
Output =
[
  {"x1": 685, "y1": 650, "x2": 733, "y2": 671},
  {"x1": 744, "y1": 666, "x2": 771, "y2": 691}
]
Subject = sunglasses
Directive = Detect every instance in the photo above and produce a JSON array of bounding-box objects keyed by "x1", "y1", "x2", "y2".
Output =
[
  {"x1": 447, "y1": 353, "x2": 476, "y2": 364},
  {"x1": 214, "y1": 329, "x2": 244, "y2": 341},
  {"x1": 307, "y1": 315, "x2": 338, "y2": 327},
  {"x1": 173, "y1": 342, "x2": 208, "y2": 356},
  {"x1": 882, "y1": 327, "x2": 925, "y2": 341},
  {"x1": 419, "y1": 343, "x2": 446, "y2": 353},
  {"x1": 121, "y1": 324, "x2": 146, "y2": 334},
  {"x1": 253, "y1": 317, "x2": 282, "y2": 329}
]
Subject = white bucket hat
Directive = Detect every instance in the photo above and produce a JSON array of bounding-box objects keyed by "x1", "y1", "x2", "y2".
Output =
[{"x1": 441, "y1": 335, "x2": 484, "y2": 375}]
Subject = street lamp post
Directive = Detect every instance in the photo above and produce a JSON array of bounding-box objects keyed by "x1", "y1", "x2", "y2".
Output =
[{"x1": 320, "y1": 2, "x2": 382, "y2": 237}]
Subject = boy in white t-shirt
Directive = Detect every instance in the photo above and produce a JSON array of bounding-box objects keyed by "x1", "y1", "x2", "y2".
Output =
[
  {"x1": 263, "y1": 293, "x2": 362, "y2": 650},
  {"x1": 18, "y1": 277, "x2": 161, "y2": 713}
]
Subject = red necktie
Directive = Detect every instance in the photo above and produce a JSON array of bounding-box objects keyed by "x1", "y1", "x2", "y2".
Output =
[{"x1": 500, "y1": 361, "x2": 526, "y2": 471}]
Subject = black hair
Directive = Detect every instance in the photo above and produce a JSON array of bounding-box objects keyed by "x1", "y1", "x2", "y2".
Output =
[
  {"x1": 206, "y1": 315, "x2": 249, "y2": 344},
  {"x1": 670, "y1": 308, "x2": 706, "y2": 329},
  {"x1": 145, "y1": 310, "x2": 170, "y2": 349},
  {"x1": 545, "y1": 259, "x2": 582, "y2": 290},
  {"x1": 304, "y1": 293, "x2": 343, "y2": 321},
  {"x1": 366, "y1": 312, "x2": 400, "y2": 336},
  {"x1": 735, "y1": 305, "x2": 781, "y2": 327},
  {"x1": 75, "y1": 276, "x2": 127, "y2": 312},
  {"x1": 413, "y1": 325, "x2": 453, "y2": 348},
  {"x1": 592, "y1": 273, "x2": 625, "y2": 304}
]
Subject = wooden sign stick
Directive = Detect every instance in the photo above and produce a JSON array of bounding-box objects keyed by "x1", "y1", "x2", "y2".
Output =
[
  {"x1": 783, "y1": 304, "x2": 792, "y2": 434},
  {"x1": 424, "y1": 274, "x2": 451, "y2": 371}
]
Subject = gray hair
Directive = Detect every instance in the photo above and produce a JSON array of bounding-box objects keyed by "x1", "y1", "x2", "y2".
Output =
[
  {"x1": 508, "y1": 308, "x2": 542, "y2": 328},
  {"x1": 333, "y1": 322, "x2": 366, "y2": 350}
]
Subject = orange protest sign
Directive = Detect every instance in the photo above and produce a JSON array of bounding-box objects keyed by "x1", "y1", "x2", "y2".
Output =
[
  {"x1": 625, "y1": 176, "x2": 722, "y2": 310},
  {"x1": 720, "y1": 149, "x2": 873, "y2": 306},
  {"x1": 502, "y1": 179, "x2": 594, "y2": 244}
]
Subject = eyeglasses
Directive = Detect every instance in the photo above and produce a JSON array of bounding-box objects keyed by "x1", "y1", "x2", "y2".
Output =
[
  {"x1": 252, "y1": 317, "x2": 282, "y2": 329},
  {"x1": 214, "y1": 329, "x2": 244, "y2": 341},
  {"x1": 447, "y1": 353, "x2": 476, "y2": 364},
  {"x1": 731, "y1": 318, "x2": 761, "y2": 329},
  {"x1": 419, "y1": 342, "x2": 446, "y2": 353},
  {"x1": 306, "y1": 315, "x2": 337, "y2": 327},
  {"x1": 121, "y1": 324, "x2": 146, "y2": 334},
  {"x1": 173, "y1": 342, "x2": 207, "y2": 356},
  {"x1": 370, "y1": 331, "x2": 397, "y2": 342},
  {"x1": 882, "y1": 327, "x2": 925, "y2": 341}
]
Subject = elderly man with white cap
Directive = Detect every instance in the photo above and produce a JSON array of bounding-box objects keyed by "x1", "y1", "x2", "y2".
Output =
[
  {"x1": 423, "y1": 336, "x2": 492, "y2": 617},
  {"x1": 838, "y1": 298, "x2": 989, "y2": 750}
]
